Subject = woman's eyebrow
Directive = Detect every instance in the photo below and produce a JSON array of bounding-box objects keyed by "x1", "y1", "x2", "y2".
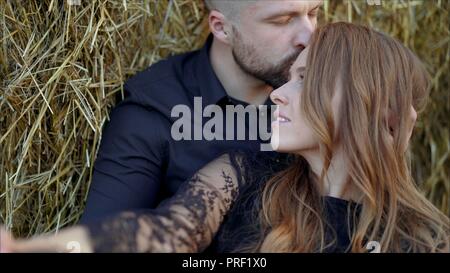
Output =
[
  {"x1": 297, "y1": 66, "x2": 306, "y2": 74},
  {"x1": 289, "y1": 66, "x2": 306, "y2": 79}
]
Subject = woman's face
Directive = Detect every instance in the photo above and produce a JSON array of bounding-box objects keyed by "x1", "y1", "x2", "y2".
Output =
[{"x1": 270, "y1": 46, "x2": 343, "y2": 154}]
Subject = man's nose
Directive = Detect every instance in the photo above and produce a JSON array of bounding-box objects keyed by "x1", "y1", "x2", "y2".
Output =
[{"x1": 293, "y1": 16, "x2": 315, "y2": 49}]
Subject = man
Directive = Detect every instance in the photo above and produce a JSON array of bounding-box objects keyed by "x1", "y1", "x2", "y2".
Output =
[{"x1": 80, "y1": 0, "x2": 322, "y2": 224}]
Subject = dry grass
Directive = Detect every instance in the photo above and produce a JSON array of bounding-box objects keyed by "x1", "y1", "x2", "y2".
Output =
[{"x1": 0, "y1": 0, "x2": 448, "y2": 238}]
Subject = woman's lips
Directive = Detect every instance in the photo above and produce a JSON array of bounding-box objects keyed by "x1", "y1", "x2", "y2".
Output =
[
  {"x1": 273, "y1": 109, "x2": 291, "y2": 123},
  {"x1": 276, "y1": 116, "x2": 291, "y2": 123}
]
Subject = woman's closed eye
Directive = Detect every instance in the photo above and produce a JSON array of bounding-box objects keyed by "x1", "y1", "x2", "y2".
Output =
[
  {"x1": 295, "y1": 69, "x2": 305, "y2": 86},
  {"x1": 288, "y1": 66, "x2": 306, "y2": 83},
  {"x1": 299, "y1": 72, "x2": 305, "y2": 82},
  {"x1": 299, "y1": 66, "x2": 306, "y2": 80}
]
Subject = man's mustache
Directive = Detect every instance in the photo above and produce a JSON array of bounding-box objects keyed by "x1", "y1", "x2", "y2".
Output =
[{"x1": 280, "y1": 49, "x2": 303, "y2": 71}]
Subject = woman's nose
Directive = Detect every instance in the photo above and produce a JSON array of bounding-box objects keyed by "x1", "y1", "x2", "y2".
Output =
[{"x1": 270, "y1": 89, "x2": 289, "y2": 105}]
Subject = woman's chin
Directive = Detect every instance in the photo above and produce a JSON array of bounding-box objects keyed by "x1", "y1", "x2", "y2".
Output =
[
  {"x1": 270, "y1": 138, "x2": 280, "y2": 151},
  {"x1": 270, "y1": 137, "x2": 288, "y2": 152},
  {"x1": 270, "y1": 137, "x2": 307, "y2": 153}
]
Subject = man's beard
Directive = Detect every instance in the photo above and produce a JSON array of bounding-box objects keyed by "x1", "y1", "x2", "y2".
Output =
[{"x1": 231, "y1": 28, "x2": 302, "y2": 88}]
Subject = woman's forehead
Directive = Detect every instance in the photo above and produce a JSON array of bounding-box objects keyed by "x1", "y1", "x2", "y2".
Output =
[{"x1": 289, "y1": 46, "x2": 309, "y2": 76}]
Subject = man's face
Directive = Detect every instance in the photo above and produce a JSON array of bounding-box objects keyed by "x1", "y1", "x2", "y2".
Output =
[{"x1": 230, "y1": 0, "x2": 322, "y2": 88}]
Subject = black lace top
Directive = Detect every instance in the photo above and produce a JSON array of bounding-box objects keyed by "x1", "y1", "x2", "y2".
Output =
[{"x1": 85, "y1": 152, "x2": 361, "y2": 253}]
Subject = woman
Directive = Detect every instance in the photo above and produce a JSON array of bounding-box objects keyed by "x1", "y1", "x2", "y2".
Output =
[{"x1": 1, "y1": 22, "x2": 448, "y2": 253}]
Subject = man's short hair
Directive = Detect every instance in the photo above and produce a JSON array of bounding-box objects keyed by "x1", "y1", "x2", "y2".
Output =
[{"x1": 204, "y1": 0, "x2": 252, "y2": 22}]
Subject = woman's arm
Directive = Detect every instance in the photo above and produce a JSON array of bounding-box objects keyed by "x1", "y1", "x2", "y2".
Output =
[
  {"x1": 1, "y1": 153, "x2": 243, "y2": 253},
  {"x1": 88, "y1": 153, "x2": 241, "y2": 252}
]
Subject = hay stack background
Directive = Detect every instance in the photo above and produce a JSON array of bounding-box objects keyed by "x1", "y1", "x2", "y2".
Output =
[{"x1": 0, "y1": 0, "x2": 448, "y2": 238}]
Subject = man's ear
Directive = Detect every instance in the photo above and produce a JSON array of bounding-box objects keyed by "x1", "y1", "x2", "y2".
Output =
[{"x1": 208, "y1": 10, "x2": 231, "y2": 45}]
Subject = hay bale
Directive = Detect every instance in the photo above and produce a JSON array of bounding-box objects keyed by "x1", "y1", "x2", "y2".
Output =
[
  {"x1": 0, "y1": 0, "x2": 448, "y2": 238},
  {"x1": 0, "y1": 0, "x2": 209, "y2": 237}
]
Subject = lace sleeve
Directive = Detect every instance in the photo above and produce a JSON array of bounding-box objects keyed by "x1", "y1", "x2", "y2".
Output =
[{"x1": 85, "y1": 153, "x2": 245, "y2": 252}]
